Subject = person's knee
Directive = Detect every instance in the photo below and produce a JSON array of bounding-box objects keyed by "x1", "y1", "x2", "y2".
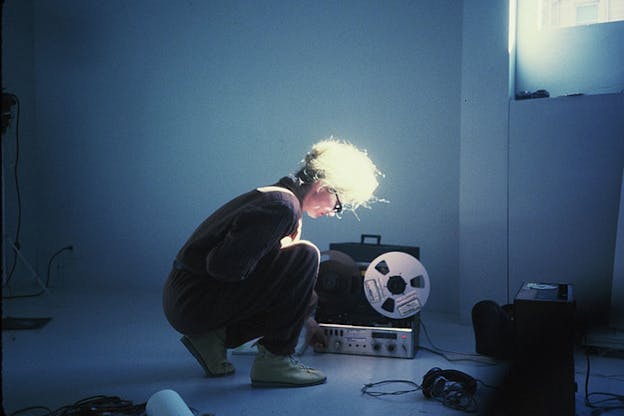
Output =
[{"x1": 282, "y1": 240, "x2": 320, "y2": 268}]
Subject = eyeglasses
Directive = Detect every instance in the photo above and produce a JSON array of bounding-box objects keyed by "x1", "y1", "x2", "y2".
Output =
[{"x1": 329, "y1": 188, "x2": 342, "y2": 214}]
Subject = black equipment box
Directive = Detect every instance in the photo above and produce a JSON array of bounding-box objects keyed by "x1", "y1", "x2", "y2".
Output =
[
  {"x1": 329, "y1": 234, "x2": 420, "y2": 263},
  {"x1": 494, "y1": 282, "x2": 576, "y2": 416},
  {"x1": 514, "y1": 282, "x2": 575, "y2": 361}
]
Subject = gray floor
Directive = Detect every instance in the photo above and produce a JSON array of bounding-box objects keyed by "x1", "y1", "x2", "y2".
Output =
[{"x1": 2, "y1": 285, "x2": 623, "y2": 416}]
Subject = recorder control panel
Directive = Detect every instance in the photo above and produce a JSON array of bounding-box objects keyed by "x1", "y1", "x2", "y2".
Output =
[{"x1": 314, "y1": 323, "x2": 418, "y2": 359}]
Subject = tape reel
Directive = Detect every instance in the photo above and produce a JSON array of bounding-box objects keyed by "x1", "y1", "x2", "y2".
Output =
[
  {"x1": 363, "y1": 251, "x2": 430, "y2": 319},
  {"x1": 317, "y1": 250, "x2": 362, "y2": 313}
]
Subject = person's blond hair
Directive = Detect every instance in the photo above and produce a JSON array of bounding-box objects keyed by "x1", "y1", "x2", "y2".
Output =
[{"x1": 296, "y1": 138, "x2": 382, "y2": 211}]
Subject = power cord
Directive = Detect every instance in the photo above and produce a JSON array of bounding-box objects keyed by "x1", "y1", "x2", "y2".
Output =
[
  {"x1": 360, "y1": 319, "x2": 500, "y2": 413},
  {"x1": 361, "y1": 379, "x2": 421, "y2": 397},
  {"x1": 2, "y1": 245, "x2": 73, "y2": 299},
  {"x1": 45, "y1": 245, "x2": 74, "y2": 287},
  {"x1": 420, "y1": 319, "x2": 498, "y2": 365},
  {"x1": 2, "y1": 92, "x2": 22, "y2": 286},
  {"x1": 583, "y1": 347, "x2": 624, "y2": 413},
  {"x1": 8, "y1": 395, "x2": 146, "y2": 416},
  {"x1": 6, "y1": 395, "x2": 212, "y2": 416}
]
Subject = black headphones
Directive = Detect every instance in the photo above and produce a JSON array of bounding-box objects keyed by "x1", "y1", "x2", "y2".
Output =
[
  {"x1": 421, "y1": 367, "x2": 477, "y2": 399},
  {"x1": 360, "y1": 367, "x2": 481, "y2": 413}
]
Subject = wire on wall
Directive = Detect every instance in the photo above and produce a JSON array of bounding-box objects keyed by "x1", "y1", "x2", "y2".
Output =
[
  {"x1": 45, "y1": 245, "x2": 73, "y2": 287},
  {"x1": 2, "y1": 245, "x2": 72, "y2": 299},
  {"x1": 2, "y1": 92, "x2": 22, "y2": 286}
]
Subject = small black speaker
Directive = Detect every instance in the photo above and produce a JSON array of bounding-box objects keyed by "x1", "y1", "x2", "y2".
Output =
[{"x1": 471, "y1": 300, "x2": 514, "y2": 359}]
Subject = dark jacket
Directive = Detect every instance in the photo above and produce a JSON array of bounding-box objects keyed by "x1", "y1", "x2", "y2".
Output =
[{"x1": 175, "y1": 176, "x2": 306, "y2": 281}]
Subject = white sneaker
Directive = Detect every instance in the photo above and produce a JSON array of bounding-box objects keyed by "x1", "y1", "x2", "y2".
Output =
[{"x1": 250, "y1": 344, "x2": 326, "y2": 387}]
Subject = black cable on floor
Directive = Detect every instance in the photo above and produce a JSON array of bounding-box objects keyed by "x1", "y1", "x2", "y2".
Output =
[
  {"x1": 8, "y1": 406, "x2": 52, "y2": 416},
  {"x1": 420, "y1": 319, "x2": 498, "y2": 366},
  {"x1": 8, "y1": 395, "x2": 146, "y2": 416},
  {"x1": 6, "y1": 395, "x2": 216, "y2": 416},
  {"x1": 361, "y1": 379, "x2": 422, "y2": 397},
  {"x1": 584, "y1": 347, "x2": 624, "y2": 413},
  {"x1": 361, "y1": 369, "x2": 496, "y2": 413}
]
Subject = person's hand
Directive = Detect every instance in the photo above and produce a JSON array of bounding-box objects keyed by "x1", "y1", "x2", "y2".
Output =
[
  {"x1": 280, "y1": 220, "x2": 302, "y2": 249},
  {"x1": 291, "y1": 219, "x2": 302, "y2": 241},
  {"x1": 304, "y1": 317, "x2": 328, "y2": 350}
]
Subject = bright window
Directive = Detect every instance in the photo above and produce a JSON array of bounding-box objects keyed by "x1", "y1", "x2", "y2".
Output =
[
  {"x1": 514, "y1": 0, "x2": 624, "y2": 97},
  {"x1": 539, "y1": 0, "x2": 624, "y2": 29}
]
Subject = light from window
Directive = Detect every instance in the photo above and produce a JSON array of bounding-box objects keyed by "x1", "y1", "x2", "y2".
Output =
[
  {"x1": 509, "y1": 0, "x2": 517, "y2": 54},
  {"x1": 539, "y1": 0, "x2": 624, "y2": 29}
]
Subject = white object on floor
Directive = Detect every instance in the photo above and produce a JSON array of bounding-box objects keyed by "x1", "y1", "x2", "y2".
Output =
[{"x1": 146, "y1": 389, "x2": 194, "y2": 416}]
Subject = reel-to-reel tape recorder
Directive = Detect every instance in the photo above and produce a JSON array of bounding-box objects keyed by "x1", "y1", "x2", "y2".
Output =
[{"x1": 313, "y1": 235, "x2": 430, "y2": 359}]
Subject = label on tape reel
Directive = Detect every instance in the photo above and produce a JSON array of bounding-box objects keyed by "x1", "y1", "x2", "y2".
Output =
[{"x1": 363, "y1": 251, "x2": 430, "y2": 319}]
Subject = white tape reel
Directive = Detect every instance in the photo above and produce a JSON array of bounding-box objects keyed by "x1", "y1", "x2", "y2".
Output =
[{"x1": 363, "y1": 251, "x2": 430, "y2": 319}]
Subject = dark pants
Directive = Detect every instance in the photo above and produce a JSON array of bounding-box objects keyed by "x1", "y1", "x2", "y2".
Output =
[{"x1": 163, "y1": 241, "x2": 319, "y2": 355}]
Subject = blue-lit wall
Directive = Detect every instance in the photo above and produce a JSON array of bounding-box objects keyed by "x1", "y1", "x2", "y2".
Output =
[
  {"x1": 509, "y1": 94, "x2": 624, "y2": 325},
  {"x1": 3, "y1": 1, "x2": 623, "y2": 324},
  {"x1": 458, "y1": 1, "x2": 624, "y2": 326},
  {"x1": 3, "y1": 0, "x2": 462, "y2": 313}
]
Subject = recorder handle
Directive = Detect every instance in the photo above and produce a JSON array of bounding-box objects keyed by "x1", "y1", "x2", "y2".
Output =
[{"x1": 361, "y1": 234, "x2": 381, "y2": 245}]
